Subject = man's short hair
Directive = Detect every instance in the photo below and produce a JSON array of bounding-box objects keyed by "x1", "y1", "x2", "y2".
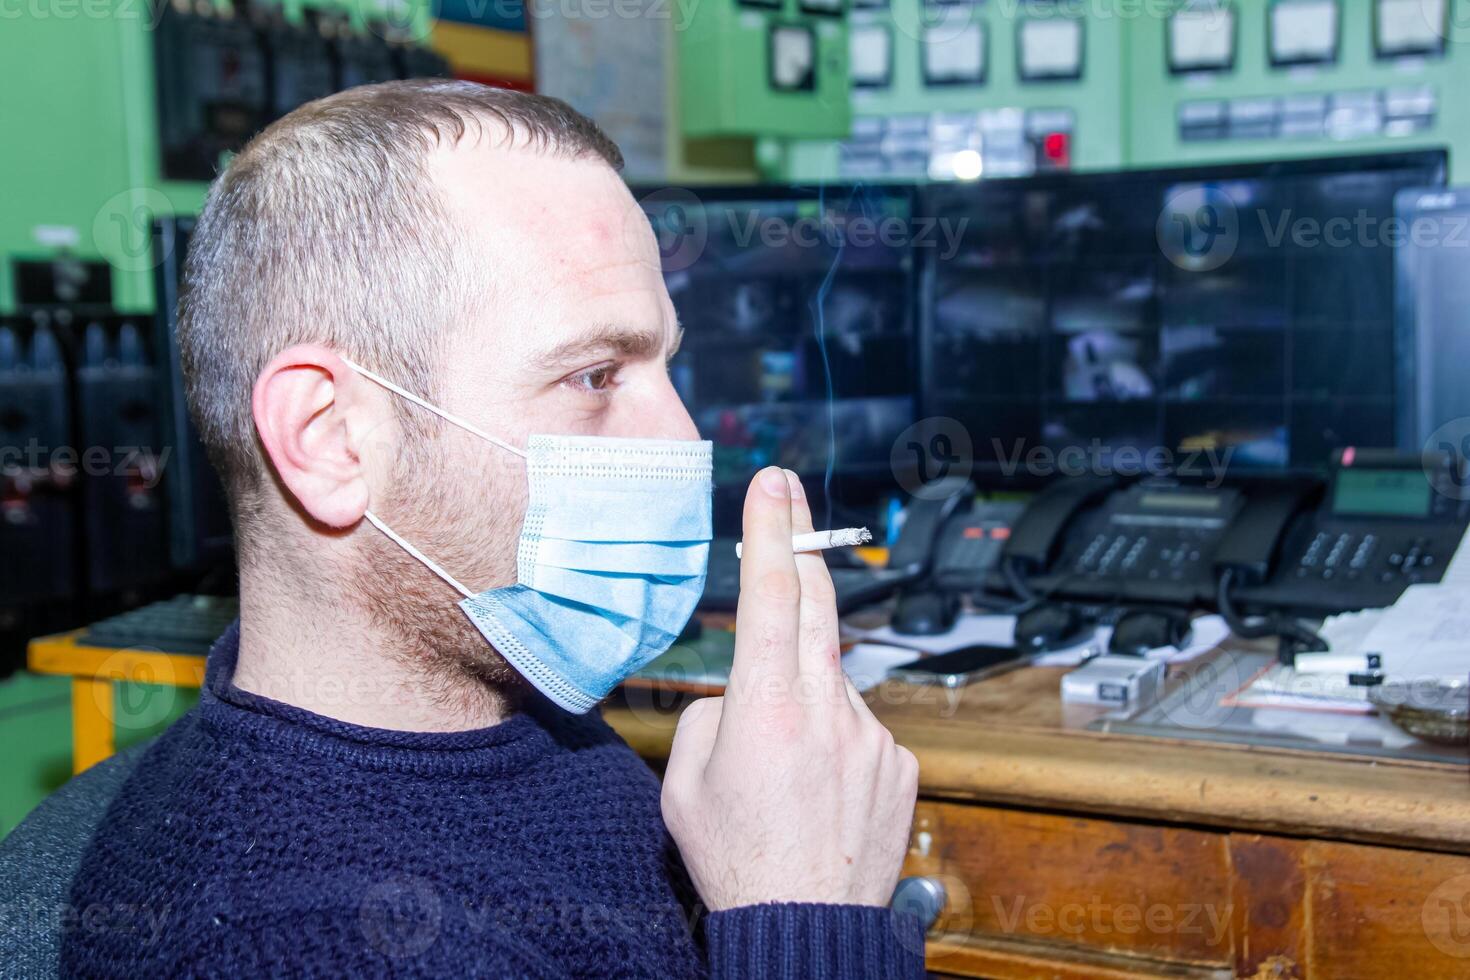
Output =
[{"x1": 177, "y1": 79, "x2": 622, "y2": 552}]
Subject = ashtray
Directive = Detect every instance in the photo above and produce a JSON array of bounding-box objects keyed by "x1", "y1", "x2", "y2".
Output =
[{"x1": 1369, "y1": 677, "x2": 1470, "y2": 747}]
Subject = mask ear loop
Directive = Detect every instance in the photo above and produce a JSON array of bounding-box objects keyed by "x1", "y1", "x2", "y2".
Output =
[
  {"x1": 364, "y1": 511, "x2": 475, "y2": 600},
  {"x1": 340, "y1": 357, "x2": 525, "y2": 599},
  {"x1": 341, "y1": 357, "x2": 529, "y2": 459}
]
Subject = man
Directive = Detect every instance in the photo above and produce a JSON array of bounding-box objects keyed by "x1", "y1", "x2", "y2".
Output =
[{"x1": 60, "y1": 80, "x2": 922, "y2": 976}]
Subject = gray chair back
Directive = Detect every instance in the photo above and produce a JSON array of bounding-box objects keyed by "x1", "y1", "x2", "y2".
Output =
[{"x1": 0, "y1": 746, "x2": 146, "y2": 979}]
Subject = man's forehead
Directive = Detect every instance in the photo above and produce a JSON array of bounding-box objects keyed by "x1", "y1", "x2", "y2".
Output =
[
  {"x1": 430, "y1": 142, "x2": 663, "y2": 301},
  {"x1": 428, "y1": 140, "x2": 674, "y2": 359},
  {"x1": 434, "y1": 144, "x2": 632, "y2": 246}
]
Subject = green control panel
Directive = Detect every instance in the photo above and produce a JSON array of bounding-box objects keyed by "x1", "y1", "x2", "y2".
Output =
[
  {"x1": 765, "y1": 0, "x2": 1126, "y2": 181},
  {"x1": 1128, "y1": 0, "x2": 1470, "y2": 182},
  {"x1": 765, "y1": 0, "x2": 1470, "y2": 183},
  {"x1": 678, "y1": 0, "x2": 852, "y2": 138},
  {"x1": 0, "y1": 0, "x2": 439, "y2": 315}
]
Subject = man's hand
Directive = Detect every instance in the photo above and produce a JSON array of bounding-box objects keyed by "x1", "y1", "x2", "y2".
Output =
[{"x1": 662, "y1": 466, "x2": 919, "y2": 911}]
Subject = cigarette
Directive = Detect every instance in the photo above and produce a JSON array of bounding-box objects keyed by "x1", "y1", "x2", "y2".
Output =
[{"x1": 735, "y1": 527, "x2": 872, "y2": 559}]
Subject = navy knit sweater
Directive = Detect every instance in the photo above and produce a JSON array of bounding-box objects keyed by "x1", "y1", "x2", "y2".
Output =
[{"x1": 62, "y1": 623, "x2": 925, "y2": 977}]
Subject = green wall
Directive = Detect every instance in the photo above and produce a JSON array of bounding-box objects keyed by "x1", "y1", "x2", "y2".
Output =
[
  {"x1": 0, "y1": 0, "x2": 433, "y2": 315},
  {"x1": 0, "y1": 0, "x2": 206, "y2": 315}
]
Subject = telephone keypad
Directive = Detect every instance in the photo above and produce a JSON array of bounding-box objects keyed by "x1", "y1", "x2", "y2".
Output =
[
  {"x1": 1295, "y1": 529, "x2": 1434, "y2": 586},
  {"x1": 1073, "y1": 530, "x2": 1213, "y2": 582}
]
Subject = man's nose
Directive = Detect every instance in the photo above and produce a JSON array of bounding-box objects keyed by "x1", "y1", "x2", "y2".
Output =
[{"x1": 636, "y1": 373, "x2": 700, "y2": 441}]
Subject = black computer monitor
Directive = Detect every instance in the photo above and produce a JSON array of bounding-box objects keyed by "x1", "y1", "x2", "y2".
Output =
[
  {"x1": 153, "y1": 217, "x2": 236, "y2": 573},
  {"x1": 920, "y1": 150, "x2": 1448, "y2": 486},
  {"x1": 1396, "y1": 185, "x2": 1470, "y2": 451},
  {"x1": 633, "y1": 184, "x2": 920, "y2": 525}
]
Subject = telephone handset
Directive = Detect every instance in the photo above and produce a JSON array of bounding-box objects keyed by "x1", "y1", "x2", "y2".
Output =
[
  {"x1": 887, "y1": 481, "x2": 974, "y2": 578},
  {"x1": 1000, "y1": 476, "x2": 1122, "y2": 576},
  {"x1": 1210, "y1": 482, "x2": 1322, "y2": 586},
  {"x1": 991, "y1": 476, "x2": 1257, "y2": 607}
]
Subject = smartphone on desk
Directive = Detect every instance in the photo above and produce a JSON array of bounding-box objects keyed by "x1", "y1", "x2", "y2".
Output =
[{"x1": 888, "y1": 644, "x2": 1022, "y2": 689}]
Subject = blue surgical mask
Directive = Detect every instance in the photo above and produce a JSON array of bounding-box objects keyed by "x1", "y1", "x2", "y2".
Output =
[{"x1": 345, "y1": 360, "x2": 713, "y2": 713}]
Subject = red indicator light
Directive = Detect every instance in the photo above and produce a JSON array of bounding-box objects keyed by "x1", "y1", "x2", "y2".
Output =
[{"x1": 1042, "y1": 132, "x2": 1069, "y2": 165}]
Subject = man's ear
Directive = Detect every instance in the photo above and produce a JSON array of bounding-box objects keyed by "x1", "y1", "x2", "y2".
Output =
[{"x1": 252, "y1": 344, "x2": 379, "y2": 529}]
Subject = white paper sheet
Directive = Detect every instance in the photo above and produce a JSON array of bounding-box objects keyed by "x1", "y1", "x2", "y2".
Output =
[{"x1": 1358, "y1": 583, "x2": 1470, "y2": 682}]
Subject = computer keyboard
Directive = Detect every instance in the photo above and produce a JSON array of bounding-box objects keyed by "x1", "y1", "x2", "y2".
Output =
[
  {"x1": 701, "y1": 537, "x2": 911, "y2": 614},
  {"x1": 78, "y1": 594, "x2": 239, "y2": 656}
]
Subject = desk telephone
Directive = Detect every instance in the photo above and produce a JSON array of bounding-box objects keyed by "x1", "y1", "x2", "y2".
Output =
[
  {"x1": 703, "y1": 450, "x2": 1467, "y2": 620},
  {"x1": 962, "y1": 450, "x2": 1470, "y2": 617}
]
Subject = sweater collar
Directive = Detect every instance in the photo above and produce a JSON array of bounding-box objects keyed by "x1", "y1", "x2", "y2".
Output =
[{"x1": 199, "y1": 620, "x2": 562, "y2": 776}]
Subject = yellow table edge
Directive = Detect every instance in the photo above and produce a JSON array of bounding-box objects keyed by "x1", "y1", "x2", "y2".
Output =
[{"x1": 27, "y1": 631, "x2": 206, "y2": 776}]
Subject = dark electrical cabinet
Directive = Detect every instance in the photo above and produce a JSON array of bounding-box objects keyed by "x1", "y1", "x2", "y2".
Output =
[
  {"x1": 155, "y1": 6, "x2": 451, "y2": 181},
  {"x1": 74, "y1": 321, "x2": 169, "y2": 593},
  {"x1": 397, "y1": 42, "x2": 451, "y2": 81},
  {"x1": 262, "y1": 16, "x2": 337, "y2": 122},
  {"x1": 154, "y1": 6, "x2": 270, "y2": 181},
  {"x1": 332, "y1": 29, "x2": 400, "y2": 90},
  {"x1": 0, "y1": 323, "x2": 75, "y2": 605}
]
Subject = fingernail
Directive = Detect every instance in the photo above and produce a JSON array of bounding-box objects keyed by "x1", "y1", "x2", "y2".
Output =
[
  {"x1": 783, "y1": 469, "x2": 804, "y2": 499},
  {"x1": 760, "y1": 467, "x2": 789, "y2": 498}
]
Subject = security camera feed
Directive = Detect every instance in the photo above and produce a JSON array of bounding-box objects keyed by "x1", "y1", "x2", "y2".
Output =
[
  {"x1": 636, "y1": 187, "x2": 916, "y2": 489},
  {"x1": 924, "y1": 153, "x2": 1446, "y2": 483}
]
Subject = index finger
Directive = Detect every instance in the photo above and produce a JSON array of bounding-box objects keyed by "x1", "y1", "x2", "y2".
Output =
[{"x1": 727, "y1": 466, "x2": 801, "y2": 704}]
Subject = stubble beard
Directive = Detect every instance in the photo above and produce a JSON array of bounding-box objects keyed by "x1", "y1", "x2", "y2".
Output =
[{"x1": 351, "y1": 433, "x2": 532, "y2": 712}]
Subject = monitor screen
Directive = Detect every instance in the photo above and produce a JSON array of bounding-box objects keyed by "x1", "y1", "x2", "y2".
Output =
[
  {"x1": 1270, "y1": 0, "x2": 1339, "y2": 66},
  {"x1": 634, "y1": 187, "x2": 918, "y2": 500},
  {"x1": 1168, "y1": 5, "x2": 1237, "y2": 72},
  {"x1": 1019, "y1": 18, "x2": 1083, "y2": 81},
  {"x1": 922, "y1": 152, "x2": 1448, "y2": 486},
  {"x1": 1376, "y1": 0, "x2": 1447, "y2": 57},
  {"x1": 1396, "y1": 187, "x2": 1470, "y2": 448}
]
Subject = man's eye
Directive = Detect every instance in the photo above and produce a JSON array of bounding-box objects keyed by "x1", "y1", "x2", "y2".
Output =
[{"x1": 569, "y1": 364, "x2": 618, "y2": 393}]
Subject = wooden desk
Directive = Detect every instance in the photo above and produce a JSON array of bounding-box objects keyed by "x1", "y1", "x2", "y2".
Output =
[
  {"x1": 606, "y1": 662, "x2": 1470, "y2": 979},
  {"x1": 32, "y1": 626, "x2": 1470, "y2": 977}
]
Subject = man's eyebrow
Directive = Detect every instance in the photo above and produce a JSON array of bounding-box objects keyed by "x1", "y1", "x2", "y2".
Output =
[{"x1": 538, "y1": 325, "x2": 671, "y2": 368}]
